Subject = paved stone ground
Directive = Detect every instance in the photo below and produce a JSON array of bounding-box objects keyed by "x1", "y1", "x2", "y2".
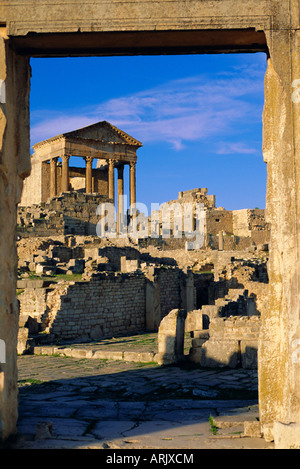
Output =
[{"x1": 11, "y1": 334, "x2": 274, "y2": 450}]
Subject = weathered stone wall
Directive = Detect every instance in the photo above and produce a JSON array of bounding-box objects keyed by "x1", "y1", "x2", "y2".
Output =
[
  {"x1": 17, "y1": 264, "x2": 189, "y2": 341},
  {"x1": 20, "y1": 157, "x2": 43, "y2": 206},
  {"x1": 232, "y1": 209, "x2": 271, "y2": 245},
  {"x1": 190, "y1": 316, "x2": 261, "y2": 370},
  {"x1": 206, "y1": 208, "x2": 233, "y2": 237},
  {"x1": 45, "y1": 273, "x2": 146, "y2": 341},
  {"x1": 85, "y1": 245, "x2": 141, "y2": 271},
  {"x1": 21, "y1": 157, "x2": 109, "y2": 206},
  {"x1": 158, "y1": 267, "x2": 182, "y2": 319},
  {"x1": 17, "y1": 191, "x2": 109, "y2": 237},
  {"x1": 147, "y1": 190, "x2": 270, "y2": 250},
  {"x1": 18, "y1": 287, "x2": 49, "y2": 326}
]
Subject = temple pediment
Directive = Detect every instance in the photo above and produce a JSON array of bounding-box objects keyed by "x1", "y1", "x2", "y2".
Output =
[{"x1": 33, "y1": 121, "x2": 142, "y2": 150}]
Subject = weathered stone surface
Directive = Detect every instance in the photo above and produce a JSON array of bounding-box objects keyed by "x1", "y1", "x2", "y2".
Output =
[
  {"x1": 156, "y1": 309, "x2": 187, "y2": 365},
  {"x1": 35, "y1": 421, "x2": 54, "y2": 440},
  {"x1": 244, "y1": 421, "x2": 262, "y2": 439},
  {"x1": 273, "y1": 422, "x2": 300, "y2": 449},
  {"x1": 185, "y1": 310, "x2": 203, "y2": 332},
  {"x1": 200, "y1": 340, "x2": 241, "y2": 369},
  {"x1": 17, "y1": 328, "x2": 31, "y2": 356},
  {"x1": 240, "y1": 340, "x2": 258, "y2": 370},
  {"x1": 123, "y1": 351, "x2": 155, "y2": 363},
  {"x1": 0, "y1": 30, "x2": 30, "y2": 440}
]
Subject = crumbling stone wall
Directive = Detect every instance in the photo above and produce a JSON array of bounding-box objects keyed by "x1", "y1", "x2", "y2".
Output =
[
  {"x1": 18, "y1": 287, "x2": 49, "y2": 326},
  {"x1": 190, "y1": 316, "x2": 261, "y2": 369},
  {"x1": 18, "y1": 263, "x2": 190, "y2": 342},
  {"x1": 21, "y1": 155, "x2": 109, "y2": 206},
  {"x1": 158, "y1": 267, "x2": 181, "y2": 318},
  {"x1": 40, "y1": 273, "x2": 146, "y2": 341},
  {"x1": 147, "y1": 189, "x2": 270, "y2": 251},
  {"x1": 17, "y1": 191, "x2": 108, "y2": 237},
  {"x1": 206, "y1": 208, "x2": 234, "y2": 237}
]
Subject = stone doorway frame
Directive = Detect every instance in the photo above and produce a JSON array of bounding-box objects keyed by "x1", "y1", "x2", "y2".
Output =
[{"x1": 1, "y1": 3, "x2": 300, "y2": 447}]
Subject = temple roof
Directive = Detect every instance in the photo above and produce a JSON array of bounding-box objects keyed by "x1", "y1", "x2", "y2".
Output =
[{"x1": 33, "y1": 121, "x2": 143, "y2": 150}]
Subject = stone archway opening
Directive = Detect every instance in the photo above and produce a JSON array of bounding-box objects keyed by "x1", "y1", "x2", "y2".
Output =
[
  {"x1": 17, "y1": 28, "x2": 268, "y2": 428},
  {"x1": 1, "y1": 8, "x2": 300, "y2": 447},
  {"x1": 17, "y1": 44, "x2": 268, "y2": 432}
]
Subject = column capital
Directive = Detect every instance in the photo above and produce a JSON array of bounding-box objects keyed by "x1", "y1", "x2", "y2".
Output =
[
  {"x1": 61, "y1": 155, "x2": 70, "y2": 163},
  {"x1": 84, "y1": 156, "x2": 93, "y2": 164},
  {"x1": 108, "y1": 158, "x2": 117, "y2": 167},
  {"x1": 129, "y1": 161, "x2": 136, "y2": 168}
]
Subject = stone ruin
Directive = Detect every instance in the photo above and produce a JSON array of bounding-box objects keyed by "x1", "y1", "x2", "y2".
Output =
[
  {"x1": 146, "y1": 188, "x2": 270, "y2": 251},
  {"x1": 15, "y1": 125, "x2": 270, "y2": 366},
  {"x1": 15, "y1": 126, "x2": 270, "y2": 366},
  {"x1": 2, "y1": 0, "x2": 300, "y2": 448},
  {"x1": 16, "y1": 208, "x2": 269, "y2": 374}
]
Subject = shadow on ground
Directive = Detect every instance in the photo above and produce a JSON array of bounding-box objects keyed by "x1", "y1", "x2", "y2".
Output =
[{"x1": 11, "y1": 354, "x2": 273, "y2": 449}]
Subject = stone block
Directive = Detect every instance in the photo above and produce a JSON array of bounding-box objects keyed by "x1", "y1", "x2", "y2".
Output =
[
  {"x1": 33, "y1": 346, "x2": 56, "y2": 356},
  {"x1": 17, "y1": 328, "x2": 29, "y2": 355},
  {"x1": 241, "y1": 340, "x2": 258, "y2": 369},
  {"x1": 192, "y1": 330, "x2": 209, "y2": 340},
  {"x1": 68, "y1": 348, "x2": 94, "y2": 359},
  {"x1": 185, "y1": 309, "x2": 203, "y2": 332},
  {"x1": 191, "y1": 337, "x2": 208, "y2": 348},
  {"x1": 123, "y1": 351, "x2": 155, "y2": 363},
  {"x1": 35, "y1": 264, "x2": 56, "y2": 275},
  {"x1": 18, "y1": 279, "x2": 45, "y2": 289},
  {"x1": 188, "y1": 348, "x2": 203, "y2": 364},
  {"x1": 243, "y1": 421, "x2": 262, "y2": 438},
  {"x1": 274, "y1": 422, "x2": 300, "y2": 449},
  {"x1": 200, "y1": 340, "x2": 240, "y2": 368},
  {"x1": 92, "y1": 350, "x2": 124, "y2": 361},
  {"x1": 157, "y1": 309, "x2": 187, "y2": 364}
]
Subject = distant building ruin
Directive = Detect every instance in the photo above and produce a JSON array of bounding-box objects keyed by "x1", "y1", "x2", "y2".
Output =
[
  {"x1": 17, "y1": 184, "x2": 270, "y2": 250},
  {"x1": 147, "y1": 188, "x2": 270, "y2": 251}
]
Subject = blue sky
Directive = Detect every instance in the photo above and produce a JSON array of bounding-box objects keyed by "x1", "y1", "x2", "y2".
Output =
[{"x1": 30, "y1": 52, "x2": 267, "y2": 212}]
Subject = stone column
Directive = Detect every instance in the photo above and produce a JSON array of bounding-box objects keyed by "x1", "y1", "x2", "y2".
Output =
[
  {"x1": 0, "y1": 34, "x2": 31, "y2": 441},
  {"x1": 108, "y1": 159, "x2": 115, "y2": 204},
  {"x1": 258, "y1": 29, "x2": 300, "y2": 446},
  {"x1": 61, "y1": 155, "x2": 70, "y2": 193},
  {"x1": 129, "y1": 161, "x2": 136, "y2": 209},
  {"x1": 117, "y1": 164, "x2": 125, "y2": 234},
  {"x1": 49, "y1": 157, "x2": 58, "y2": 199},
  {"x1": 218, "y1": 230, "x2": 224, "y2": 251},
  {"x1": 85, "y1": 156, "x2": 93, "y2": 194}
]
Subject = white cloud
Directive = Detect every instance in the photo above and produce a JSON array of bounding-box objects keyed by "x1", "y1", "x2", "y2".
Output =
[
  {"x1": 30, "y1": 114, "x2": 96, "y2": 144},
  {"x1": 216, "y1": 142, "x2": 260, "y2": 156},
  {"x1": 31, "y1": 68, "x2": 265, "y2": 152}
]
